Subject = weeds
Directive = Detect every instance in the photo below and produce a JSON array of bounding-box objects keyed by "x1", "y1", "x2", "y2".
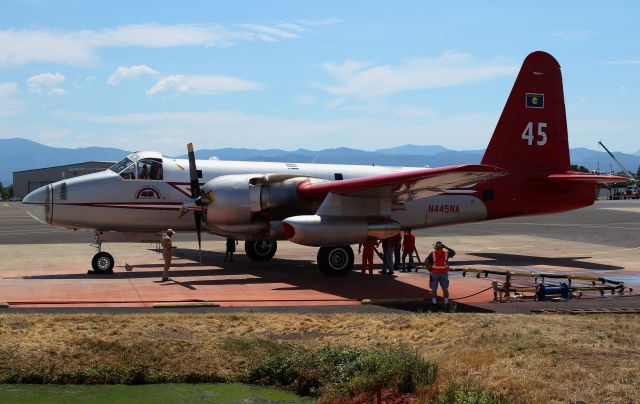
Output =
[
  {"x1": 2, "y1": 364, "x2": 225, "y2": 385},
  {"x1": 436, "y1": 382, "x2": 509, "y2": 404},
  {"x1": 246, "y1": 345, "x2": 437, "y2": 401},
  {"x1": 1, "y1": 313, "x2": 638, "y2": 403}
]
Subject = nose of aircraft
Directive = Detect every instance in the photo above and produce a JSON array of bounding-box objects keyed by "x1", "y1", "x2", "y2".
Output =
[{"x1": 22, "y1": 185, "x2": 51, "y2": 224}]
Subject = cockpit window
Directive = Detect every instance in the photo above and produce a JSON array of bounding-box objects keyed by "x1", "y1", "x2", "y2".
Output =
[
  {"x1": 110, "y1": 158, "x2": 137, "y2": 180},
  {"x1": 110, "y1": 158, "x2": 133, "y2": 174},
  {"x1": 137, "y1": 159, "x2": 163, "y2": 180},
  {"x1": 110, "y1": 157, "x2": 163, "y2": 180}
]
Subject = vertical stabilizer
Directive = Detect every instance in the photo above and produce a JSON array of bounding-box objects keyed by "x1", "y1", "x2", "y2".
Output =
[{"x1": 481, "y1": 51, "x2": 569, "y2": 173}]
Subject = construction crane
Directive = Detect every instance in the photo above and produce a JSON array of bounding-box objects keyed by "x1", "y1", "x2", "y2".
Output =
[{"x1": 598, "y1": 141, "x2": 637, "y2": 199}]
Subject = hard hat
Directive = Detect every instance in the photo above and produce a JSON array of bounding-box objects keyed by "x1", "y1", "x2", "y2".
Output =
[
  {"x1": 433, "y1": 241, "x2": 445, "y2": 249},
  {"x1": 166, "y1": 229, "x2": 175, "y2": 235}
]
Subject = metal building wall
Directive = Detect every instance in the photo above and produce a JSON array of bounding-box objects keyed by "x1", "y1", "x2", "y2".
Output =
[{"x1": 13, "y1": 162, "x2": 114, "y2": 199}]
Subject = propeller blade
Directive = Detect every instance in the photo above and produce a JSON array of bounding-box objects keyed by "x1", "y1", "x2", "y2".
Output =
[
  {"x1": 188, "y1": 143, "x2": 203, "y2": 263},
  {"x1": 187, "y1": 143, "x2": 200, "y2": 198},
  {"x1": 195, "y1": 210, "x2": 203, "y2": 264}
]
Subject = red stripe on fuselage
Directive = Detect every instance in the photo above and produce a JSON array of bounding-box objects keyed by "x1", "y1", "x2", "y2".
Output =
[{"x1": 55, "y1": 202, "x2": 182, "y2": 211}]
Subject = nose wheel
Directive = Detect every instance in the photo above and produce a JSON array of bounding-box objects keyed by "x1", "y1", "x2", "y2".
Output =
[{"x1": 91, "y1": 252, "x2": 114, "y2": 273}]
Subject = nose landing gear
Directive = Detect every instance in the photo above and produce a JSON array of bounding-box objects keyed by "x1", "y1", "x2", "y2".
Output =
[
  {"x1": 91, "y1": 251, "x2": 114, "y2": 273},
  {"x1": 245, "y1": 240, "x2": 278, "y2": 261},
  {"x1": 90, "y1": 232, "x2": 114, "y2": 274}
]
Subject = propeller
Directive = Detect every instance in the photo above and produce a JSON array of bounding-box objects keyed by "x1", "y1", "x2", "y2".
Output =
[
  {"x1": 188, "y1": 143, "x2": 203, "y2": 262},
  {"x1": 179, "y1": 143, "x2": 215, "y2": 263}
]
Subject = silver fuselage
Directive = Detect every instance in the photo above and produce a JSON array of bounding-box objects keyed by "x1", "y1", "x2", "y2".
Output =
[{"x1": 22, "y1": 153, "x2": 488, "y2": 239}]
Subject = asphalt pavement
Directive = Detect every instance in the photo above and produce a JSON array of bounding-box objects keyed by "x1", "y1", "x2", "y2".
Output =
[{"x1": 1, "y1": 200, "x2": 639, "y2": 313}]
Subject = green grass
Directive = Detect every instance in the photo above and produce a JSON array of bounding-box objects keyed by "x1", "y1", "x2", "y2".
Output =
[
  {"x1": 246, "y1": 345, "x2": 437, "y2": 401},
  {"x1": 437, "y1": 382, "x2": 510, "y2": 404},
  {"x1": 0, "y1": 383, "x2": 311, "y2": 404}
]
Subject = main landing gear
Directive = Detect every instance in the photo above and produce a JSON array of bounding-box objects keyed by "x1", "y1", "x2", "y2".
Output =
[
  {"x1": 245, "y1": 240, "x2": 278, "y2": 261},
  {"x1": 317, "y1": 246, "x2": 354, "y2": 276}
]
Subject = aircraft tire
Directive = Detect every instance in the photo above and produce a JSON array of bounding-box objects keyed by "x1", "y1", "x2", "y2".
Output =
[
  {"x1": 245, "y1": 240, "x2": 277, "y2": 261},
  {"x1": 91, "y1": 252, "x2": 114, "y2": 273},
  {"x1": 317, "y1": 246, "x2": 353, "y2": 276}
]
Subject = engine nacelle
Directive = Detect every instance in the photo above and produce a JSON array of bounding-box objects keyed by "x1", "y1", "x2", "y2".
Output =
[
  {"x1": 203, "y1": 174, "x2": 323, "y2": 233},
  {"x1": 282, "y1": 215, "x2": 400, "y2": 247}
]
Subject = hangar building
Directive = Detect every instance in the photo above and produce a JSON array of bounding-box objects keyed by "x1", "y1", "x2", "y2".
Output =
[{"x1": 13, "y1": 161, "x2": 115, "y2": 200}]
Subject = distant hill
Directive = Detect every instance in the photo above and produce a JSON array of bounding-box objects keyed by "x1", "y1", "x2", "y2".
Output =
[
  {"x1": 2, "y1": 137, "x2": 638, "y2": 185},
  {"x1": 569, "y1": 147, "x2": 640, "y2": 174},
  {"x1": 0, "y1": 138, "x2": 129, "y2": 185},
  {"x1": 375, "y1": 144, "x2": 450, "y2": 156}
]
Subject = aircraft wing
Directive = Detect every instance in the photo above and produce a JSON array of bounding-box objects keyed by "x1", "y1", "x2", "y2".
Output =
[
  {"x1": 297, "y1": 164, "x2": 506, "y2": 202},
  {"x1": 547, "y1": 173, "x2": 629, "y2": 184}
]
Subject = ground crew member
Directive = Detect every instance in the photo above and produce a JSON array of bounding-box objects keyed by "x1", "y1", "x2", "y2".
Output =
[
  {"x1": 401, "y1": 228, "x2": 416, "y2": 272},
  {"x1": 426, "y1": 241, "x2": 456, "y2": 305},
  {"x1": 161, "y1": 229, "x2": 175, "y2": 282},
  {"x1": 391, "y1": 233, "x2": 402, "y2": 271},
  {"x1": 360, "y1": 239, "x2": 377, "y2": 275},
  {"x1": 224, "y1": 237, "x2": 238, "y2": 262},
  {"x1": 378, "y1": 237, "x2": 395, "y2": 275}
]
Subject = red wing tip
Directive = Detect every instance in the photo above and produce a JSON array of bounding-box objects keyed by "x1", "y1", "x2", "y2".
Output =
[{"x1": 523, "y1": 51, "x2": 560, "y2": 69}]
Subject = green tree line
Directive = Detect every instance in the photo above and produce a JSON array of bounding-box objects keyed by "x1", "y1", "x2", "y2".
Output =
[{"x1": 0, "y1": 182, "x2": 13, "y2": 200}]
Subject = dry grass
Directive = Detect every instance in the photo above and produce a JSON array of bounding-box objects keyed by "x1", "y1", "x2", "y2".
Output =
[{"x1": 0, "y1": 312, "x2": 638, "y2": 403}]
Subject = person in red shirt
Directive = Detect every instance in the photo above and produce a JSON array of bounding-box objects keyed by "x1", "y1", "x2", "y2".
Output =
[
  {"x1": 360, "y1": 239, "x2": 377, "y2": 275},
  {"x1": 401, "y1": 229, "x2": 416, "y2": 272}
]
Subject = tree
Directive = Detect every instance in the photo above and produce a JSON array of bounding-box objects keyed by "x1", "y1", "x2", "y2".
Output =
[
  {"x1": 0, "y1": 182, "x2": 4, "y2": 200},
  {"x1": 569, "y1": 164, "x2": 590, "y2": 173},
  {"x1": 5, "y1": 184, "x2": 13, "y2": 199},
  {"x1": 636, "y1": 164, "x2": 640, "y2": 179}
]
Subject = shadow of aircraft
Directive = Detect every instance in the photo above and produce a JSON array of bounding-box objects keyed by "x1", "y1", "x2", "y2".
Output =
[
  {"x1": 19, "y1": 247, "x2": 437, "y2": 307},
  {"x1": 453, "y1": 252, "x2": 624, "y2": 271}
]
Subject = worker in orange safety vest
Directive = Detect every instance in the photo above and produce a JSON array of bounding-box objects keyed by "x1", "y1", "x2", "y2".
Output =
[{"x1": 426, "y1": 241, "x2": 456, "y2": 305}]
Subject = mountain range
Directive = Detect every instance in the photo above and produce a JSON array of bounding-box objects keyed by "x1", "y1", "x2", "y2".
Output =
[{"x1": 1, "y1": 137, "x2": 638, "y2": 185}]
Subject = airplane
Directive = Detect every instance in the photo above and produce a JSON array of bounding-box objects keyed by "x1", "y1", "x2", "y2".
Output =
[{"x1": 22, "y1": 51, "x2": 625, "y2": 276}]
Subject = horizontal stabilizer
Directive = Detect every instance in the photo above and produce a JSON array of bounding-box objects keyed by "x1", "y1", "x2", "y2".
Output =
[{"x1": 546, "y1": 173, "x2": 629, "y2": 184}]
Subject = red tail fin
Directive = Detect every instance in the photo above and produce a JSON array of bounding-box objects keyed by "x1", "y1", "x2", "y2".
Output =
[{"x1": 482, "y1": 51, "x2": 569, "y2": 174}]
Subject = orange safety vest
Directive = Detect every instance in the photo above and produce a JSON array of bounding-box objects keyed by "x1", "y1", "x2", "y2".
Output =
[{"x1": 431, "y1": 250, "x2": 449, "y2": 274}]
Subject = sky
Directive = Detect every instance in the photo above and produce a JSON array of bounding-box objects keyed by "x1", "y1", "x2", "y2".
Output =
[{"x1": 0, "y1": 0, "x2": 639, "y2": 156}]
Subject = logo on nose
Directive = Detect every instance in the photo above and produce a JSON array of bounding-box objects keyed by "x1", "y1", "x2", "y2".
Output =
[{"x1": 136, "y1": 187, "x2": 161, "y2": 200}]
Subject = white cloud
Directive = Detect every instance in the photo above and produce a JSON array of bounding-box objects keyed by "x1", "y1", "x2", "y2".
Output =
[
  {"x1": 317, "y1": 52, "x2": 517, "y2": 98},
  {"x1": 107, "y1": 64, "x2": 159, "y2": 85},
  {"x1": 604, "y1": 59, "x2": 640, "y2": 65},
  {"x1": 238, "y1": 24, "x2": 299, "y2": 42},
  {"x1": 551, "y1": 30, "x2": 595, "y2": 41},
  {"x1": 146, "y1": 74, "x2": 264, "y2": 96},
  {"x1": 27, "y1": 73, "x2": 66, "y2": 95},
  {"x1": 0, "y1": 20, "x2": 340, "y2": 66}
]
